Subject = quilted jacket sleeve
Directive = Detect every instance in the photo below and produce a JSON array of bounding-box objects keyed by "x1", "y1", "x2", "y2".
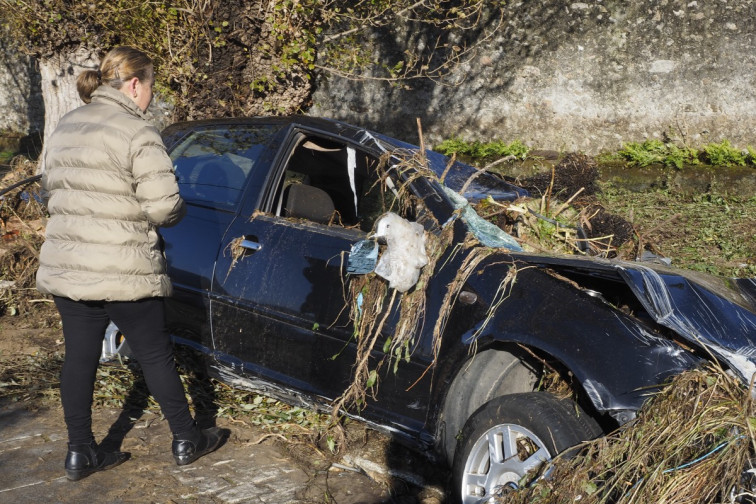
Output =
[{"x1": 131, "y1": 125, "x2": 186, "y2": 227}]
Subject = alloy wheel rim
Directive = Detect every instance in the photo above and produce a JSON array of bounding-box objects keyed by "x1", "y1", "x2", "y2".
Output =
[{"x1": 460, "y1": 423, "x2": 551, "y2": 504}]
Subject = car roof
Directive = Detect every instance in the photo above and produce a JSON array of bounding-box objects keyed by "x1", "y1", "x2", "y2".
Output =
[
  {"x1": 162, "y1": 116, "x2": 529, "y2": 202},
  {"x1": 162, "y1": 115, "x2": 394, "y2": 142}
]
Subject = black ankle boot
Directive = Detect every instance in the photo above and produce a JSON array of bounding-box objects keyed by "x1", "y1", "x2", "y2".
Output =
[
  {"x1": 172, "y1": 425, "x2": 228, "y2": 466},
  {"x1": 65, "y1": 441, "x2": 130, "y2": 481}
]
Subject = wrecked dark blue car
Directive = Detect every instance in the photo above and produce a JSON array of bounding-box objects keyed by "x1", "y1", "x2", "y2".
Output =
[{"x1": 105, "y1": 116, "x2": 756, "y2": 504}]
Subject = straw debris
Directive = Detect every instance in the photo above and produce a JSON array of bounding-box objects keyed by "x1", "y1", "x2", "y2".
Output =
[
  {"x1": 0, "y1": 347, "x2": 330, "y2": 441},
  {"x1": 505, "y1": 364, "x2": 755, "y2": 504},
  {"x1": 329, "y1": 146, "x2": 523, "y2": 441},
  {"x1": 330, "y1": 150, "x2": 451, "y2": 424},
  {"x1": 0, "y1": 158, "x2": 47, "y2": 317},
  {"x1": 479, "y1": 152, "x2": 636, "y2": 258}
]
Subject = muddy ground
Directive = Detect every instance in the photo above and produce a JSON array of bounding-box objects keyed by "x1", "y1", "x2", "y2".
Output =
[{"x1": 0, "y1": 312, "x2": 448, "y2": 504}]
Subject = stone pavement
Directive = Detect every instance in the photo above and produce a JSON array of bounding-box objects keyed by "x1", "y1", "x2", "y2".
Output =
[{"x1": 0, "y1": 401, "x2": 446, "y2": 503}]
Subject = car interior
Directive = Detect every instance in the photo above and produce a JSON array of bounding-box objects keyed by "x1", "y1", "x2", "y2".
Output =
[
  {"x1": 169, "y1": 128, "x2": 405, "y2": 232},
  {"x1": 274, "y1": 135, "x2": 400, "y2": 232}
]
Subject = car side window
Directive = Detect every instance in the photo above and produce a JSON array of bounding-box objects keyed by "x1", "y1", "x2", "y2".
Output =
[
  {"x1": 169, "y1": 126, "x2": 272, "y2": 210},
  {"x1": 274, "y1": 135, "x2": 401, "y2": 232}
]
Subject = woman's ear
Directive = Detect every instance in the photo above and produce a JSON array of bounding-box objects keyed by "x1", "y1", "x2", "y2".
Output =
[{"x1": 127, "y1": 77, "x2": 139, "y2": 98}]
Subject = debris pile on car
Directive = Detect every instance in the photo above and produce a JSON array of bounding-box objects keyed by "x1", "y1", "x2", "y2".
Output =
[
  {"x1": 338, "y1": 149, "x2": 636, "y2": 406},
  {"x1": 335, "y1": 149, "x2": 639, "y2": 410},
  {"x1": 477, "y1": 152, "x2": 636, "y2": 258},
  {"x1": 334, "y1": 192, "x2": 455, "y2": 420},
  {"x1": 335, "y1": 149, "x2": 522, "y2": 419},
  {"x1": 505, "y1": 364, "x2": 755, "y2": 504}
]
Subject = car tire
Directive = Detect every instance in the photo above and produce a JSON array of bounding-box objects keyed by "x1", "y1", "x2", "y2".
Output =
[
  {"x1": 441, "y1": 349, "x2": 538, "y2": 464},
  {"x1": 452, "y1": 392, "x2": 599, "y2": 504}
]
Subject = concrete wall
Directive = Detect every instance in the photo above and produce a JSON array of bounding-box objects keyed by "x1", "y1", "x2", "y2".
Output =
[
  {"x1": 310, "y1": 0, "x2": 756, "y2": 153},
  {"x1": 2, "y1": 1, "x2": 755, "y2": 155}
]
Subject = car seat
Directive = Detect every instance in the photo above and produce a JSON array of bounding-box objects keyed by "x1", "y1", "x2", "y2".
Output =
[{"x1": 283, "y1": 184, "x2": 335, "y2": 224}]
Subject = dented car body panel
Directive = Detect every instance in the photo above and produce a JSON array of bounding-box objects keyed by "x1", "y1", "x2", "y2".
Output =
[
  {"x1": 157, "y1": 116, "x2": 756, "y2": 458},
  {"x1": 507, "y1": 254, "x2": 756, "y2": 386},
  {"x1": 461, "y1": 257, "x2": 702, "y2": 414}
]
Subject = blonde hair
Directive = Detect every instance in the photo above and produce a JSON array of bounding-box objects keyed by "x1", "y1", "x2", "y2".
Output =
[{"x1": 77, "y1": 46, "x2": 154, "y2": 104}]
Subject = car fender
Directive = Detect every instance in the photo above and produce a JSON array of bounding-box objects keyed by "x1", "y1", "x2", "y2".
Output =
[{"x1": 457, "y1": 263, "x2": 703, "y2": 419}]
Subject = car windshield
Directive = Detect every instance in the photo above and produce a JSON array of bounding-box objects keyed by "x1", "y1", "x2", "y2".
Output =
[
  {"x1": 169, "y1": 125, "x2": 277, "y2": 210},
  {"x1": 369, "y1": 132, "x2": 528, "y2": 202}
]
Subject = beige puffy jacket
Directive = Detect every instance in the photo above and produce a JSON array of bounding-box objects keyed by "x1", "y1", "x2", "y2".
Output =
[{"x1": 36, "y1": 85, "x2": 185, "y2": 301}]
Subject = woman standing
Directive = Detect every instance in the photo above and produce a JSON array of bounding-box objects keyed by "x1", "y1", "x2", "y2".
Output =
[{"x1": 37, "y1": 46, "x2": 226, "y2": 481}]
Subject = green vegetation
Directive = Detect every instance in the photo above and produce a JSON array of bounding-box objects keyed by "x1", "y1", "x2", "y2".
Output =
[
  {"x1": 0, "y1": 0, "x2": 496, "y2": 119},
  {"x1": 608, "y1": 139, "x2": 756, "y2": 169},
  {"x1": 597, "y1": 187, "x2": 756, "y2": 277},
  {"x1": 434, "y1": 137, "x2": 530, "y2": 161},
  {"x1": 701, "y1": 139, "x2": 750, "y2": 166},
  {"x1": 436, "y1": 136, "x2": 756, "y2": 170},
  {"x1": 608, "y1": 139, "x2": 699, "y2": 169},
  {"x1": 433, "y1": 136, "x2": 755, "y2": 278}
]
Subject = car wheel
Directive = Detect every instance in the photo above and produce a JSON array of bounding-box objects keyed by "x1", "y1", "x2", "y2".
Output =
[
  {"x1": 452, "y1": 392, "x2": 599, "y2": 504},
  {"x1": 441, "y1": 349, "x2": 539, "y2": 464},
  {"x1": 100, "y1": 321, "x2": 132, "y2": 362}
]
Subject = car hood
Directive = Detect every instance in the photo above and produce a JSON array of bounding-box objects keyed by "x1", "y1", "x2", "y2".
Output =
[{"x1": 512, "y1": 253, "x2": 756, "y2": 386}]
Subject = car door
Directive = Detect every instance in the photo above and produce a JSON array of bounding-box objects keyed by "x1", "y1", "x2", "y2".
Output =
[
  {"x1": 160, "y1": 123, "x2": 283, "y2": 351},
  {"x1": 209, "y1": 128, "x2": 431, "y2": 428},
  {"x1": 212, "y1": 212, "x2": 362, "y2": 396},
  {"x1": 210, "y1": 128, "x2": 373, "y2": 396}
]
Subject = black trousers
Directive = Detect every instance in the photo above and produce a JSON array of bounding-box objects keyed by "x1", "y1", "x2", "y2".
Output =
[{"x1": 54, "y1": 296, "x2": 195, "y2": 445}]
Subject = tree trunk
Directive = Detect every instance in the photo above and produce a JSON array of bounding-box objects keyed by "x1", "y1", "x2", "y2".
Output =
[{"x1": 37, "y1": 47, "x2": 98, "y2": 173}]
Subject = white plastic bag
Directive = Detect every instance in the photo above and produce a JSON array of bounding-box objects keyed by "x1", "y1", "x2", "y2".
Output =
[{"x1": 371, "y1": 213, "x2": 428, "y2": 292}]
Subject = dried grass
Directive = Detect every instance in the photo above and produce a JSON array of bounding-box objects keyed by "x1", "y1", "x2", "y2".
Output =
[
  {"x1": 329, "y1": 146, "x2": 526, "y2": 449},
  {"x1": 0, "y1": 351, "x2": 62, "y2": 402},
  {"x1": 478, "y1": 153, "x2": 637, "y2": 258},
  {"x1": 223, "y1": 235, "x2": 247, "y2": 280},
  {"x1": 0, "y1": 347, "x2": 330, "y2": 440},
  {"x1": 505, "y1": 364, "x2": 755, "y2": 504},
  {"x1": 329, "y1": 150, "x2": 452, "y2": 425},
  {"x1": 0, "y1": 158, "x2": 47, "y2": 316}
]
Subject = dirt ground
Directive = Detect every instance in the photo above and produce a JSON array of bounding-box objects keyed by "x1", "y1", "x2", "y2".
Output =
[{"x1": 0, "y1": 313, "x2": 448, "y2": 504}]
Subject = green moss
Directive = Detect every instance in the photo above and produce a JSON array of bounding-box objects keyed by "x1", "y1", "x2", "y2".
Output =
[
  {"x1": 604, "y1": 139, "x2": 755, "y2": 169},
  {"x1": 702, "y1": 140, "x2": 747, "y2": 167},
  {"x1": 606, "y1": 139, "x2": 699, "y2": 169}
]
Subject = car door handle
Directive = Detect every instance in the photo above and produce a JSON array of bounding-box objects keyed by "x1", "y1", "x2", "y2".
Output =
[{"x1": 239, "y1": 237, "x2": 262, "y2": 253}]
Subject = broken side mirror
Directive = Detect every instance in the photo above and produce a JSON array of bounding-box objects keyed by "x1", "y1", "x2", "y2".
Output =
[{"x1": 347, "y1": 239, "x2": 379, "y2": 274}]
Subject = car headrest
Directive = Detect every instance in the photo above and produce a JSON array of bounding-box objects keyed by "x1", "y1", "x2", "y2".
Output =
[{"x1": 284, "y1": 184, "x2": 335, "y2": 224}]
